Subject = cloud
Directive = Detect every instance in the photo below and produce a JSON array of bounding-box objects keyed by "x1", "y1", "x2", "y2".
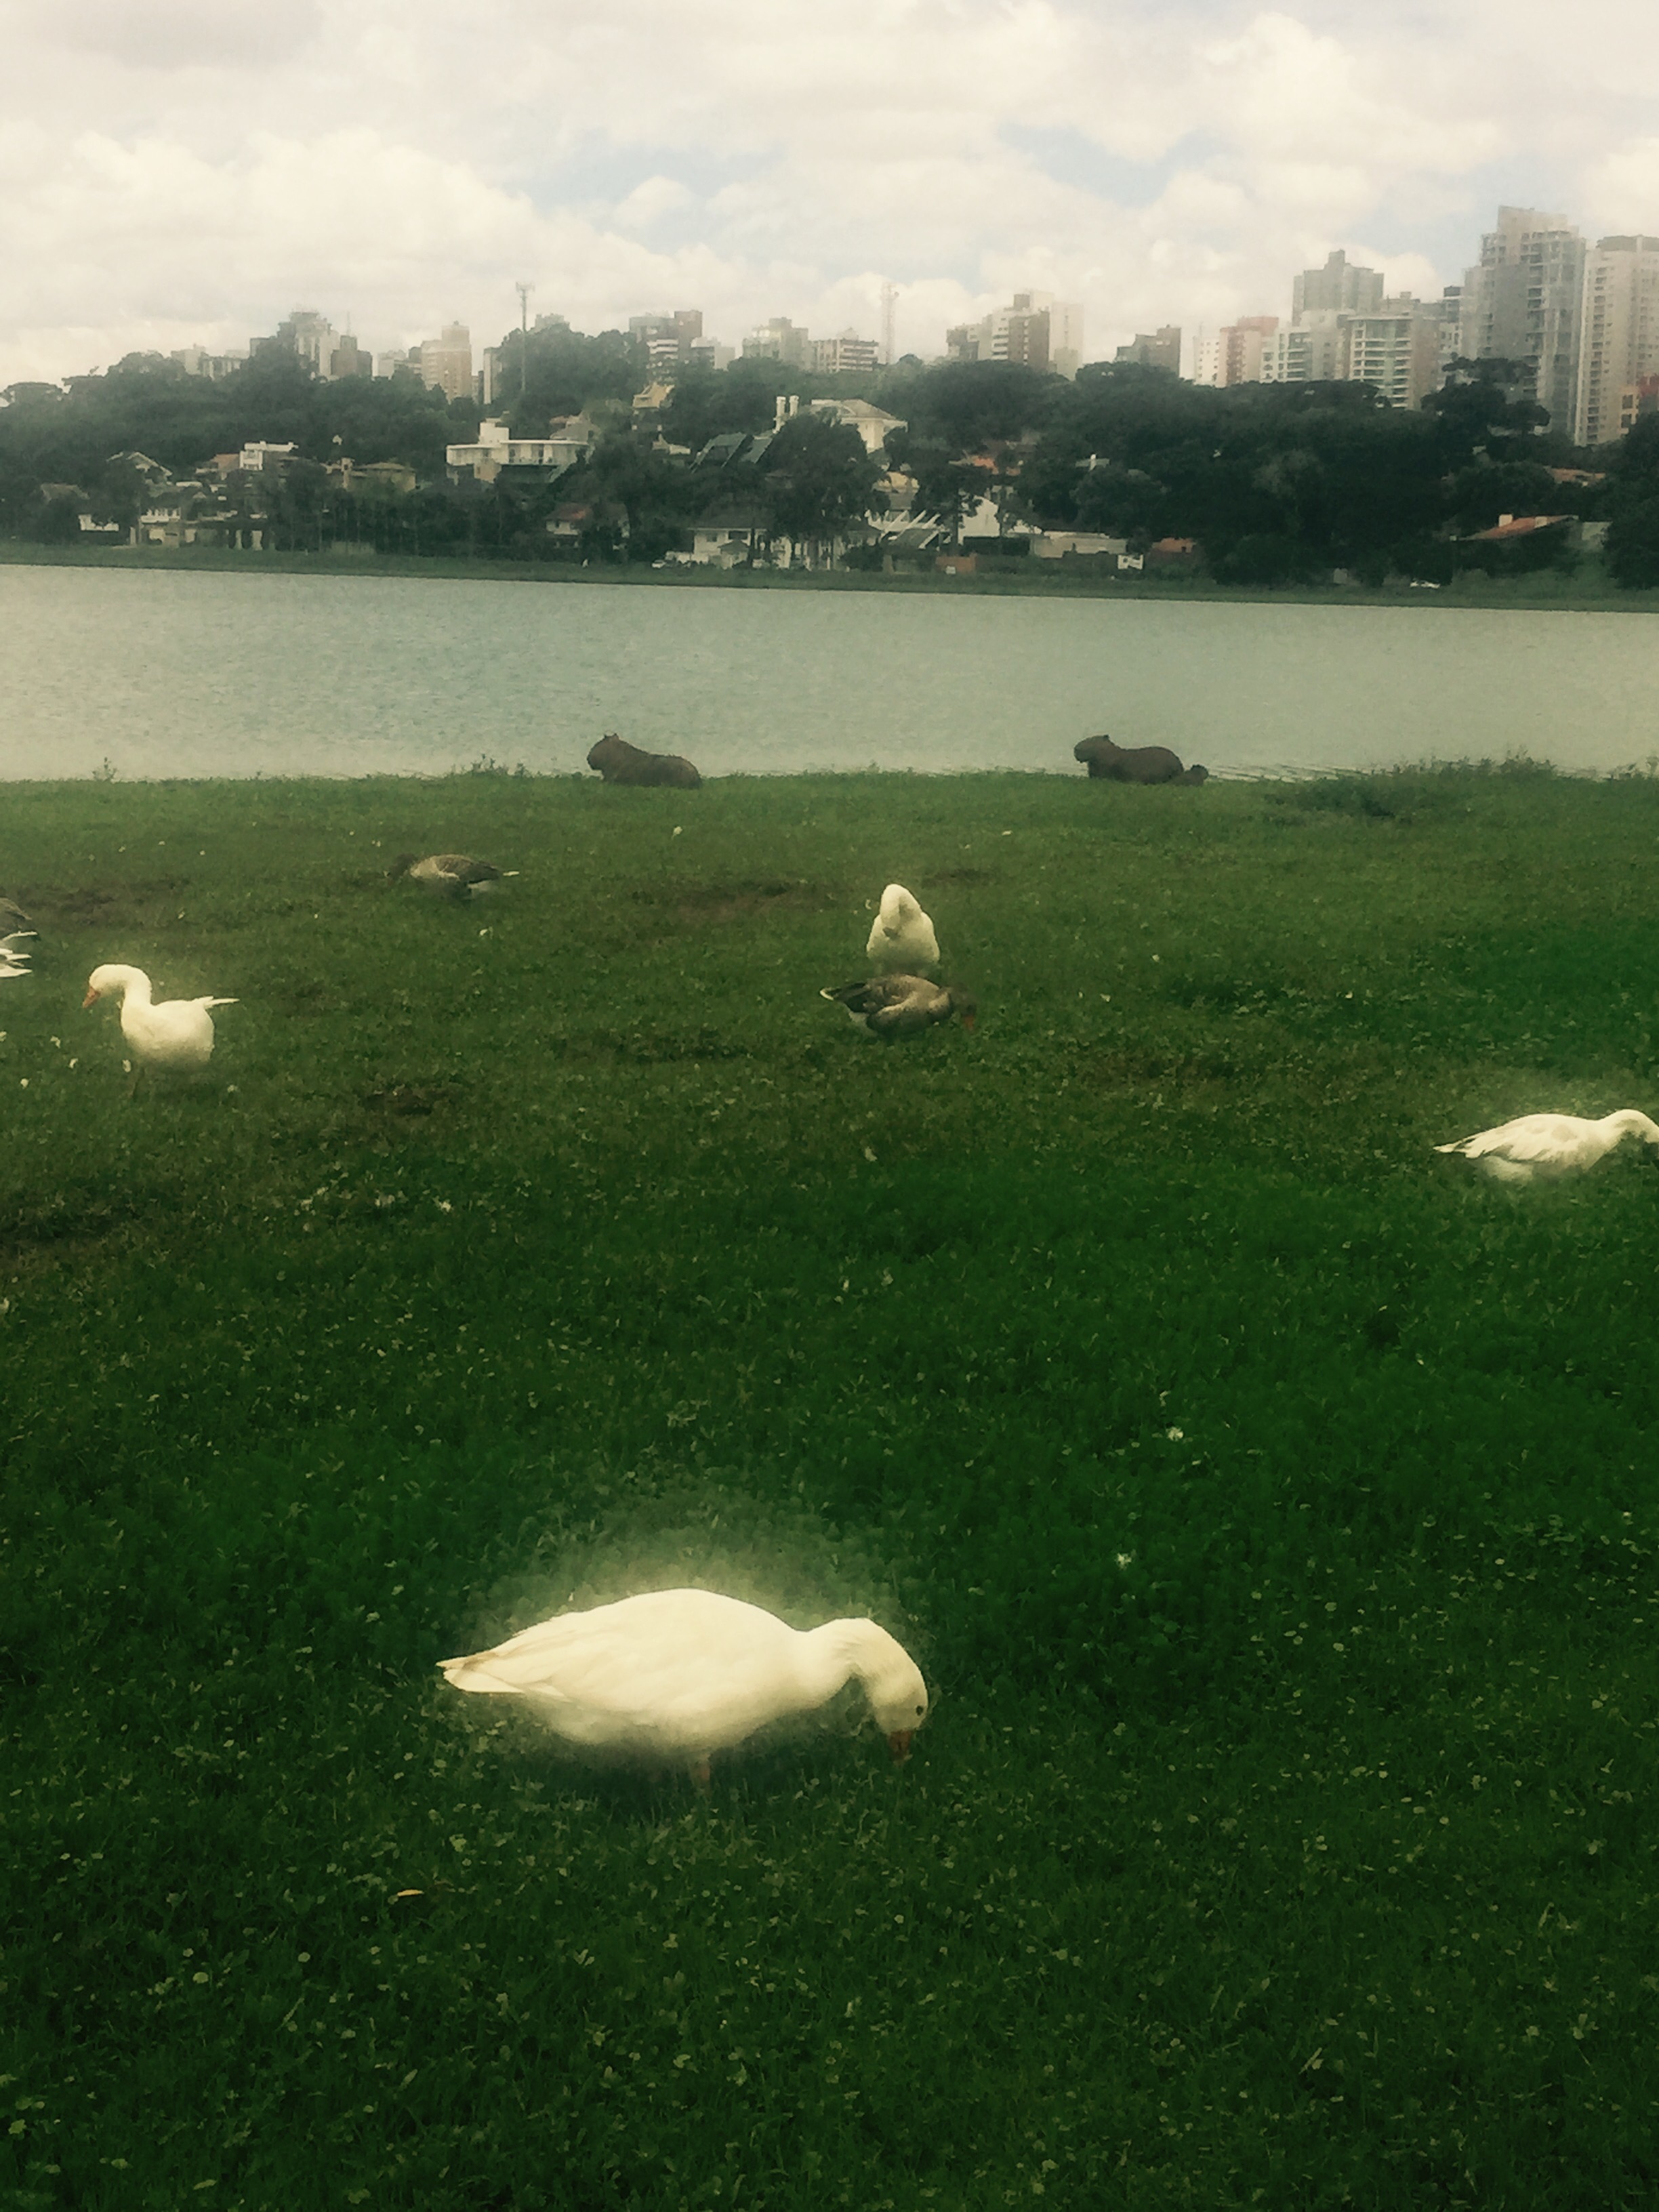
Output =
[{"x1": 4, "y1": 0, "x2": 1659, "y2": 385}]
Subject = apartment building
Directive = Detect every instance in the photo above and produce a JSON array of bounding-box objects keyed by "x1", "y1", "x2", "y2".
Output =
[
  {"x1": 1457, "y1": 207, "x2": 1585, "y2": 431},
  {"x1": 1574, "y1": 237, "x2": 1659, "y2": 446},
  {"x1": 945, "y1": 292, "x2": 1084, "y2": 379}
]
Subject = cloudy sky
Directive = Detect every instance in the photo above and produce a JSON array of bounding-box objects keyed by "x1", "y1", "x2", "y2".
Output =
[{"x1": 5, "y1": 0, "x2": 1659, "y2": 388}]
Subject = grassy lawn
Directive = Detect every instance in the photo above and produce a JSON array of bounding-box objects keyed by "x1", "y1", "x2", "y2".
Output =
[{"x1": 3, "y1": 763, "x2": 1659, "y2": 2209}]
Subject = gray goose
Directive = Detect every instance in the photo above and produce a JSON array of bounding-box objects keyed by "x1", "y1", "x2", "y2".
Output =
[
  {"x1": 390, "y1": 853, "x2": 516, "y2": 901},
  {"x1": 820, "y1": 974, "x2": 976, "y2": 1040}
]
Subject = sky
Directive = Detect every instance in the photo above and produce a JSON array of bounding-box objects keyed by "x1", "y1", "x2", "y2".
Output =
[{"x1": 5, "y1": 0, "x2": 1659, "y2": 388}]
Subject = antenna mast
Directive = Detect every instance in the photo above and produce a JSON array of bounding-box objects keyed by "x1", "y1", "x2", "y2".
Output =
[{"x1": 880, "y1": 281, "x2": 897, "y2": 367}]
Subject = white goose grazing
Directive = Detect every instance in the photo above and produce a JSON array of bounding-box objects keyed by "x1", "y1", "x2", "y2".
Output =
[
  {"x1": 866, "y1": 883, "x2": 939, "y2": 973},
  {"x1": 439, "y1": 1587, "x2": 928, "y2": 1784},
  {"x1": 83, "y1": 964, "x2": 237, "y2": 1085},
  {"x1": 821, "y1": 974, "x2": 976, "y2": 1040},
  {"x1": 1435, "y1": 1110, "x2": 1659, "y2": 1185}
]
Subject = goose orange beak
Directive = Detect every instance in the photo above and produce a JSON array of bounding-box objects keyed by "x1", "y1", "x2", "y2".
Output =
[
  {"x1": 81, "y1": 987, "x2": 100, "y2": 1008},
  {"x1": 886, "y1": 1730, "x2": 914, "y2": 1763}
]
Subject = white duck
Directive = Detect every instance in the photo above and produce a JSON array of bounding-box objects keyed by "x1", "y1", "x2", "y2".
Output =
[
  {"x1": 439, "y1": 1587, "x2": 928, "y2": 1784},
  {"x1": 1435, "y1": 1109, "x2": 1659, "y2": 1184},
  {"x1": 866, "y1": 883, "x2": 939, "y2": 973},
  {"x1": 83, "y1": 964, "x2": 237, "y2": 1086}
]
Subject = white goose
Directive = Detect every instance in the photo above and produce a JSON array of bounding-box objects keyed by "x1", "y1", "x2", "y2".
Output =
[
  {"x1": 83, "y1": 964, "x2": 237, "y2": 1085},
  {"x1": 439, "y1": 1587, "x2": 928, "y2": 1784},
  {"x1": 1435, "y1": 1109, "x2": 1659, "y2": 1184},
  {"x1": 866, "y1": 883, "x2": 939, "y2": 973}
]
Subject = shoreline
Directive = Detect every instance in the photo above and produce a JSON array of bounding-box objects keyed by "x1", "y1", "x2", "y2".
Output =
[{"x1": 3, "y1": 538, "x2": 1655, "y2": 615}]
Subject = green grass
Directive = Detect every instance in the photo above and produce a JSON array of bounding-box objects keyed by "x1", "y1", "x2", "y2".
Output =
[{"x1": 5, "y1": 764, "x2": 1659, "y2": 2209}]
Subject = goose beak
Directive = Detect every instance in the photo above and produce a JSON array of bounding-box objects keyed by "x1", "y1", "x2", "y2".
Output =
[
  {"x1": 886, "y1": 1730, "x2": 914, "y2": 1763},
  {"x1": 81, "y1": 987, "x2": 100, "y2": 1008},
  {"x1": 959, "y1": 1013, "x2": 975, "y2": 1032}
]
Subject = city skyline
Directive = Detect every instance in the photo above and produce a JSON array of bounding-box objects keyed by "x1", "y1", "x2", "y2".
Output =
[{"x1": 8, "y1": 1, "x2": 1659, "y2": 390}]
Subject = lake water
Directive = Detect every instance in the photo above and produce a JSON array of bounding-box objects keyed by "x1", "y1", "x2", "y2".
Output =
[{"x1": 3, "y1": 563, "x2": 1656, "y2": 780}]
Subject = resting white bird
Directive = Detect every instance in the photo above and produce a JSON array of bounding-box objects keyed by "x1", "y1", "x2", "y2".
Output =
[
  {"x1": 866, "y1": 883, "x2": 939, "y2": 973},
  {"x1": 1435, "y1": 1109, "x2": 1659, "y2": 1184},
  {"x1": 821, "y1": 974, "x2": 976, "y2": 1040},
  {"x1": 83, "y1": 964, "x2": 237, "y2": 1088},
  {"x1": 439, "y1": 1587, "x2": 928, "y2": 1784}
]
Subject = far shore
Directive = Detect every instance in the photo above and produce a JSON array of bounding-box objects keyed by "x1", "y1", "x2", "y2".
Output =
[{"x1": 3, "y1": 538, "x2": 1655, "y2": 616}]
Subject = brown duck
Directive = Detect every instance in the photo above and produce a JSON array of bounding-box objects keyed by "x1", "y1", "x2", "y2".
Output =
[{"x1": 820, "y1": 975, "x2": 977, "y2": 1040}]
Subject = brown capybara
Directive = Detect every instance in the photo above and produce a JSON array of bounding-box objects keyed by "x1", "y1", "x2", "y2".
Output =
[
  {"x1": 587, "y1": 732, "x2": 702, "y2": 789},
  {"x1": 1073, "y1": 735, "x2": 1208, "y2": 785}
]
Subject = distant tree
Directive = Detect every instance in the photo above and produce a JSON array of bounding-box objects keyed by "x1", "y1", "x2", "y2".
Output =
[
  {"x1": 1215, "y1": 532, "x2": 1325, "y2": 587},
  {"x1": 761, "y1": 415, "x2": 880, "y2": 562},
  {"x1": 1445, "y1": 459, "x2": 1564, "y2": 533},
  {"x1": 501, "y1": 324, "x2": 642, "y2": 428},
  {"x1": 1604, "y1": 498, "x2": 1659, "y2": 588}
]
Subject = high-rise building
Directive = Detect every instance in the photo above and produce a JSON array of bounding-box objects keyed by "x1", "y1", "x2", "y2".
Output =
[
  {"x1": 630, "y1": 310, "x2": 705, "y2": 371},
  {"x1": 1114, "y1": 326, "x2": 1181, "y2": 372},
  {"x1": 1292, "y1": 251, "x2": 1384, "y2": 319},
  {"x1": 329, "y1": 335, "x2": 372, "y2": 380},
  {"x1": 1261, "y1": 312, "x2": 1350, "y2": 385},
  {"x1": 1457, "y1": 208, "x2": 1585, "y2": 430},
  {"x1": 811, "y1": 329, "x2": 880, "y2": 375},
  {"x1": 1188, "y1": 316, "x2": 1278, "y2": 387},
  {"x1": 1574, "y1": 237, "x2": 1659, "y2": 445},
  {"x1": 417, "y1": 323, "x2": 474, "y2": 403},
  {"x1": 268, "y1": 308, "x2": 339, "y2": 374},
  {"x1": 743, "y1": 318, "x2": 811, "y2": 369},
  {"x1": 1342, "y1": 301, "x2": 1442, "y2": 409},
  {"x1": 945, "y1": 293, "x2": 1084, "y2": 379}
]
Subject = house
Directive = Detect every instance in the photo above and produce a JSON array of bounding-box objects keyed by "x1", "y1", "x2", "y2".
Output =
[
  {"x1": 447, "y1": 416, "x2": 598, "y2": 485},
  {"x1": 631, "y1": 381, "x2": 677, "y2": 433},
  {"x1": 805, "y1": 398, "x2": 905, "y2": 455},
  {"x1": 1030, "y1": 531, "x2": 1128, "y2": 560},
  {"x1": 546, "y1": 497, "x2": 628, "y2": 546},
  {"x1": 691, "y1": 510, "x2": 766, "y2": 567},
  {"x1": 1146, "y1": 537, "x2": 1200, "y2": 568},
  {"x1": 238, "y1": 442, "x2": 296, "y2": 473},
  {"x1": 1465, "y1": 513, "x2": 1575, "y2": 543},
  {"x1": 959, "y1": 493, "x2": 1032, "y2": 542},
  {"x1": 935, "y1": 552, "x2": 978, "y2": 576},
  {"x1": 694, "y1": 432, "x2": 753, "y2": 472},
  {"x1": 329, "y1": 458, "x2": 418, "y2": 495}
]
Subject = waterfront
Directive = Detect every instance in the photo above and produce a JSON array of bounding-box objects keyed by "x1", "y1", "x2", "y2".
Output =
[{"x1": 3, "y1": 561, "x2": 1655, "y2": 779}]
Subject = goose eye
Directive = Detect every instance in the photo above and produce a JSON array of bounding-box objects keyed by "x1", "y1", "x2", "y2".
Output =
[{"x1": 915, "y1": 1704, "x2": 924, "y2": 1716}]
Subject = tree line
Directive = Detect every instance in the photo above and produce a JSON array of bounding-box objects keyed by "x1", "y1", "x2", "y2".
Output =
[{"x1": 8, "y1": 321, "x2": 1659, "y2": 586}]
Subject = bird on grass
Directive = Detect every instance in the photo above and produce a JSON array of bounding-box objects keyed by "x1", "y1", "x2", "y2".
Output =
[
  {"x1": 390, "y1": 853, "x2": 516, "y2": 901},
  {"x1": 866, "y1": 883, "x2": 939, "y2": 973},
  {"x1": 821, "y1": 974, "x2": 976, "y2": 1040},
  {"x1": 1435, "y1": 1110, "x2": 1659, "y2": 1184},
  {"x1": 83, "y1": 964, "x2": 237, "y2": 1092},
  {"x1": 439, "y1": 1587, "x2": 928, "y2": 1787},
  {"x1": 0, "y1": 932, "x2": 34, "y2": 982}
]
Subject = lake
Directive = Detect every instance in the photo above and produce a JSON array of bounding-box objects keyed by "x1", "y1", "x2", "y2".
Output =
[{"x1": 3, "y1": 563, "x2": 1655, "y2": 780}]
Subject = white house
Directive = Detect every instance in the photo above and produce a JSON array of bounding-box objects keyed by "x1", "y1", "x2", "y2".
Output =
[{"x1": 446, "y1": 415, "x2": 599, "y2": 483}]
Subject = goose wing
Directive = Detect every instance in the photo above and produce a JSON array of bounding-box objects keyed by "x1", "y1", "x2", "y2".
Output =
[
  {"x1": 1437, "y1": 1114, "x2": 1590, "y2": 1166},
  {"x1": 429, "y1": 854, "x2": 503, "y2": 884}
]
